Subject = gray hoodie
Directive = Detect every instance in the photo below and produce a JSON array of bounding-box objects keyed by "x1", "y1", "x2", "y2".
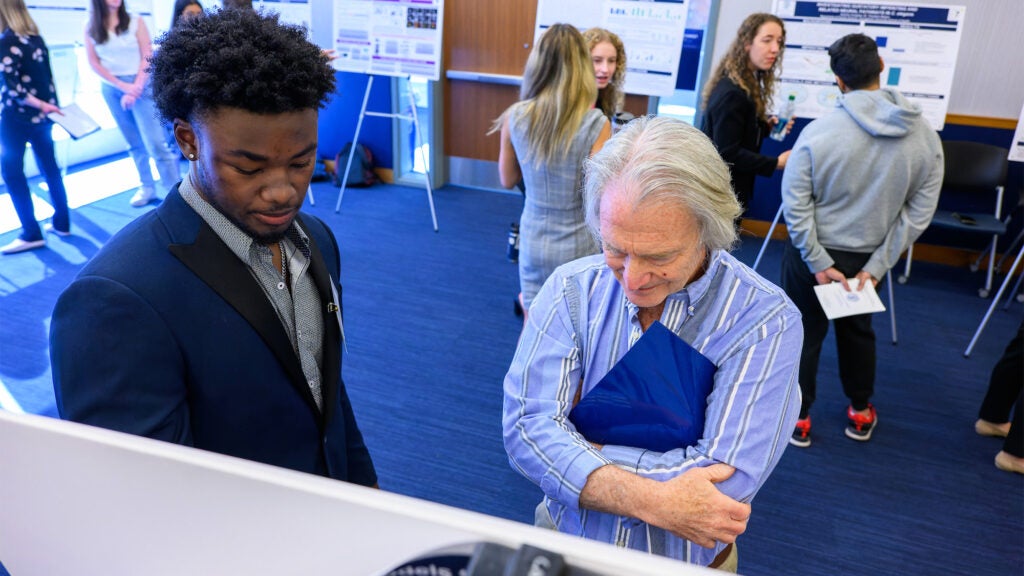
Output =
[{"x1": 781, "y1": 87, "x2": 943, "y2": 279}]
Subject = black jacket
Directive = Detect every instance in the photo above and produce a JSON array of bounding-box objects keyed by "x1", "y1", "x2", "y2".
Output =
[{"x1": 702, "y1": 77, "x2": 779, "y2": 211}]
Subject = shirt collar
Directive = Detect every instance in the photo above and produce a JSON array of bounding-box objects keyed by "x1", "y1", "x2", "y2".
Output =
[
  {"x1": 620, "y1": 249, "x2": 723, "y2": 322},
  {"x1": 178, "y1": 172, "x2": 311, "y2": 262}
]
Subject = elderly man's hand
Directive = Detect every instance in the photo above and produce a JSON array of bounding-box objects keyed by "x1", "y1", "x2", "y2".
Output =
[{"x1": 645, "y1": 463, "x2": 750, "y2": 548}]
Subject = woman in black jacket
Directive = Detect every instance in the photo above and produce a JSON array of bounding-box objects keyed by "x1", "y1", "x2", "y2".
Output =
[{"x1": 701, "y1": 13, "x2": 792, "y2": 216}]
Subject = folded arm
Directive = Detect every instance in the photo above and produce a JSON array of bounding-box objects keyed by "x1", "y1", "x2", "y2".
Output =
[
  {"x1": 863, "y1": 147, "x2": 944, "y2": 280},
  {"x1": 782, "y1": 143, "x2": 833, "y2": 273}
]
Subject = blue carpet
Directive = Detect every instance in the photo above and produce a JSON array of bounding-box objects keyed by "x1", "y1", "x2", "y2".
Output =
[{"x1": 0, "y1": 179, "x2": 1021, "y2": 574}]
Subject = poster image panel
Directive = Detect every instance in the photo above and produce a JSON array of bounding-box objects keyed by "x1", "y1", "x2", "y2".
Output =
[
  {"x1": 535, "y1": 0, "x2": 689, "y2": 98},
  {"x1": 333, "y1": 0, "x2": 444, "y2": 81},
  {"x1": 258, "y1": 0, "x2": 313, "y2": 33},
  {"x1": 772, "y1": 0, "x2": 965, "y2": 130}
]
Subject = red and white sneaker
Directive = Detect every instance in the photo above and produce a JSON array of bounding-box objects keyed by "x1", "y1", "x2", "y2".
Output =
[
  {"x1": 790, "y1": 416, "x2": 812, "y2": 448},
  {"x1": 845, "y1": 404, "x2": 877, "y2": 442}
]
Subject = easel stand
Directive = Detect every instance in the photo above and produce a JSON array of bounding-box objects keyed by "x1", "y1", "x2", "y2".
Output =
[
  {"x1": 335, "y1": 75, "x2": 438, "y2": 232},
  {"x1": 963, "y1": 240, "x2": 1024, "y2": 357}
]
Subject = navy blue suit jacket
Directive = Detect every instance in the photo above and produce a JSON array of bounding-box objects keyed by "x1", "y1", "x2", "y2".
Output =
[{"x1": 51, "y1": 186, "x2": 377, "y2": 486}]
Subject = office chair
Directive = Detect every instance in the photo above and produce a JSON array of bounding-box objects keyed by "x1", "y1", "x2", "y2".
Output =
[
  {"x1": 897, "y1": 141, "x2": 1009, "y2": 298},
  {"x1": 752, "y1": 205, "x2": 899, "y2": 344}
]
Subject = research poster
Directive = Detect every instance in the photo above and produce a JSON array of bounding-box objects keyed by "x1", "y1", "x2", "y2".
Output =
[
  {"x1": 535, "y1": 0, "x2": 689, "y2": 97},
  {"x1": 772, "y1": 0, "x2": 965, "y2": 129},
  {"x1": 332, "y1": 0, "x2": 444, "y2": 81},
  {"x1": 1010, "y1": 102, "x2": 1024, "y2": 163},
  {"x1": 258, "y1": 0, "x2": 312, "y2": 33}
]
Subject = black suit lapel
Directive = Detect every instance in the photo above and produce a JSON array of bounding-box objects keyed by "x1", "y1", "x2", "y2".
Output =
[
  {"x1": 297, "y1": 215, "x2": 341, "y2": 426},
  {"x1": 169, "y1": 223, "x2": 319, "y2": 415}
]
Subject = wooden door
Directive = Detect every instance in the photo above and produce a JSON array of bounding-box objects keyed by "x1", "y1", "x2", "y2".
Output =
[
  {"x1": 443, "y1": 0, "x2": 537, "y2": 162},
  {"x1": 442, "y1": 2, "x2": 652, "y2": 163}
]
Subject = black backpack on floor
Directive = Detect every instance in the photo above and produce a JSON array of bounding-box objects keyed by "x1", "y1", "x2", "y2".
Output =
[{"x1": 332, "y1": 142, "x2": 377, "y2": 187}]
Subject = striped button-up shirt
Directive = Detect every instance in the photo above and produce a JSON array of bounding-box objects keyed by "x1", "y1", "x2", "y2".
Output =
[{"x1": 503, "y1": 250, "x2": 802, "y2": 565}]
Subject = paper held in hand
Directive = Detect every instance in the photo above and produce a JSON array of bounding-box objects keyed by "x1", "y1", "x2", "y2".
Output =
[
  {"x1": 47, "y1": 103, "x2": 100, "y2": 140},
  {"x1": 813, "y1": 277, "x2": 886, "y2": 320}
]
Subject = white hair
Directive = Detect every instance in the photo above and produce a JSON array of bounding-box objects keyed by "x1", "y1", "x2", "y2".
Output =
[{"x1": 583, "y1": 115, "x2": 741, "y2": 252}]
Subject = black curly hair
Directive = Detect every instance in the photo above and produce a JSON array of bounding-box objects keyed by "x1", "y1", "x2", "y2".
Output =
[{"x1": 148, "y1": 8, "x2": 335, "y2": 124}]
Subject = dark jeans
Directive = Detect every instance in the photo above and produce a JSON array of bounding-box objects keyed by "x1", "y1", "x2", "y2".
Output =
[
  {"x1": 978, "y1": 322, "x2": 1023, "y2": 458},
  {"x1": 1, "y1": 115, "x2": 69, "y2": 241},
  {"x1": 780, "y1": 243, "x2": 877, "y2": 418}
]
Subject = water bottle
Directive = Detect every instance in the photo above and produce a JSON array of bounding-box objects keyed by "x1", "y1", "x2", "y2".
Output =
[
  {"x1": 506, "y1": 222, "x2": 520, "y2": 262},
  {"x1": 770, "y1": 94, "x2": 796, "y2": 142}
]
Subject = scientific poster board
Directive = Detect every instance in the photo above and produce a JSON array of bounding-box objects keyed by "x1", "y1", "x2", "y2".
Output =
[
  {"x1": 0, "y1": 411, "x2": 702, "y2": 576},
  {"x1": 257, "y1": 0, "x2": 313, "y2": 32},
  {"x1": 772, "y1": 0, "x2": 965, "y2": 130},
  {"x1": 331, "y1": 0, "x2": 444, "y2": 81},
  {"x1": 535, "y1": 0, "x2": 689, "y2": 97}
]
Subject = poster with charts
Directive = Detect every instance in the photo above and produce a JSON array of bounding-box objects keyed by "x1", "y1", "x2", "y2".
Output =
[
  {"x1": 535, "y1": 0, "x2": 689, "y2": 97},
  {"x1": 771, "y1": 0, "x2": 965, "y2": 130},
  {"x1": 332, "y1": 0, "x2": 444, "y2": 81},
  {"x1": 257, "y1": 0, "x2": 312, "y2": 33}
]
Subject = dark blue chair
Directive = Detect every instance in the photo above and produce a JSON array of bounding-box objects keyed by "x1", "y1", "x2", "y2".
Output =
[{"x1": 899, "y1": 140, "x2": 1010, "y2": 298}]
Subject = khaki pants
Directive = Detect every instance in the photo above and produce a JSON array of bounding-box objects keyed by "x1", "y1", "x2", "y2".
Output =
[{"x1": 709, "y1": 543, "x2": 738, "y2": 573}]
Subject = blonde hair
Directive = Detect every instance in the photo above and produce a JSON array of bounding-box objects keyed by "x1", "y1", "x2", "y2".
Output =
[
  {"x1": 702, "y1": 13, "x2": 785, "y2": 123},
  {"x1": 582, "y1": 27, "x2": 626, "y2": 118},
  {"x1": 584, "y1": 115, "x2": 741, "y2": 252},
  {"x1": 490, "y1": 24, "x2": 597, "y2": 167},
  {"x1": 0, "y1": 0, "x2": 40, "y2": 36}
]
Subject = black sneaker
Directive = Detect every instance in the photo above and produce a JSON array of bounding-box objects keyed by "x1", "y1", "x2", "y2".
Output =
[
  {"x1": 790, "y1": 416, "x2": 811, "y2": 447},
  {"x1": 845, "y1": 404, "x2": 877, "y2": 441}
]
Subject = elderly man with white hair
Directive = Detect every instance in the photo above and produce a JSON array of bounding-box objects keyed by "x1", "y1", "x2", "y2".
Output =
[{"x1": 503, "y1": 115, "x2": 802, "y2": 571}]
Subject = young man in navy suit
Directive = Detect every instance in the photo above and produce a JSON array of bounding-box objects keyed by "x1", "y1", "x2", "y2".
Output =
[{"x1": 50, "y1": 9, "x2": 376, "y2": 487}]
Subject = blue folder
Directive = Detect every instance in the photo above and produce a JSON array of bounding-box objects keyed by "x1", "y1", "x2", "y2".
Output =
[{"x1": 569, "y1": 321, "x2": 716, "y2": 453}]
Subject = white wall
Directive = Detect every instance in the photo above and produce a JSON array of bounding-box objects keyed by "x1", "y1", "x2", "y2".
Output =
[{"x1": 712, "y1": 0, "x2": 1024, "y2": 120}]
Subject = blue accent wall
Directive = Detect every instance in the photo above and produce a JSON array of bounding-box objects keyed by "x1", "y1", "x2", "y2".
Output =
[{"x1": 318, "y1": 72, "x2": 394, "y2": 169}]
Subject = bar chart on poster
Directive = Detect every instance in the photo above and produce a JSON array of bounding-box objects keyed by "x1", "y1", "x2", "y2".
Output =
[
  {"x1": 534, "y1": 0, "x2": 690, "y2": 97},
  {"x1": 331, "y1": 0, "x2": 444, "y2": 81},
  {"x1": 772, "y1": 0, "x2": 965, "y2": 129}
]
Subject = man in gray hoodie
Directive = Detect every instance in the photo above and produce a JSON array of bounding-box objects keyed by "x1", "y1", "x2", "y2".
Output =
[{"x1": 780, "y1": 33, "x2": 943, "y2": 448}]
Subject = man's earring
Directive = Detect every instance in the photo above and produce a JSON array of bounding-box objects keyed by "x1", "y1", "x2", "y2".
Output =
[{"x1": 188, "y1": 153, "x2": 196, "y2": 160}]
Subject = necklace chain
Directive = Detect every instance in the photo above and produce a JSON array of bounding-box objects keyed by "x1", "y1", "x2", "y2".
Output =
[{"x1": 278, "y1": 240, "x2": 288, "y2": 280}]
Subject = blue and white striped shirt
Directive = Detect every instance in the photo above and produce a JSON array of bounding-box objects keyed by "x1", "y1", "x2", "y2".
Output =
[{"x1": 503, "y1": 250, "x2": 802, "y2": 565}]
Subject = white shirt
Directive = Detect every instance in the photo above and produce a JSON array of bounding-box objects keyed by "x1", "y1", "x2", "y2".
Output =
[{"x1": 90, "y1": 14, "x2": 141, "y2": 76}]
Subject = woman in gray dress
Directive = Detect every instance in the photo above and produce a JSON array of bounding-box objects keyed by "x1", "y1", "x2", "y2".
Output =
[{"x1": 494, "y1": 23, "x2": 611, "y2": 321}]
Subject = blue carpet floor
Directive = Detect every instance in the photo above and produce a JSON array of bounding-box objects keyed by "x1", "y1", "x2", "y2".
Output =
[{"x1": 0, "y1": 179, "x2": 1021, "y2": 575}]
